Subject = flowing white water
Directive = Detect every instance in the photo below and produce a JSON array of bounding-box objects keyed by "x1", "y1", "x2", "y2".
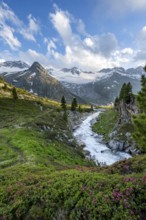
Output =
[{"x1": 73, "y1": 111, "x2": 131, "y2": 165}]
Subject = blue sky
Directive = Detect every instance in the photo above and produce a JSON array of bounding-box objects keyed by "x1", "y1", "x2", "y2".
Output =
[{"x1": 0, "y1": 0, "x2": 146, "y2": 70}]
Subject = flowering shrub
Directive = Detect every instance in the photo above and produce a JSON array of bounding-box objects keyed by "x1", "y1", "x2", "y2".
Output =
[{"x1": 0, "y1": 167, "x2": 146, "y2": 219}]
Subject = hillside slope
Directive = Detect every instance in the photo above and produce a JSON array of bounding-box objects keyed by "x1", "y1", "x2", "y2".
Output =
[{"x1": 0, "y1": 80, "x2": 146, "y2": 220}]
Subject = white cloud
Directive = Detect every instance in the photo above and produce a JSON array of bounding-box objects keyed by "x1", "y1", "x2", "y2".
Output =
[
  {"x1": 19, "y1": 49, "x2": 51, "y2": 67},
  {"x1": 49, "y1": 6, "x2": 119, "y2": 70},
  {"x1": 137, "y1": 26, "x2": 146, "y2": 48},
  {"x1": 121, "y1": 48, "x2": 134, "y2": 55},
  {"x1": 134, "y1": 25, "x2": 146, "y2": 63},
  {"x1": 0, "y1": 2, "x2": 21, "y2": 26},
  {"x1": 44, "y1": 37, "x2": 48, "y2": 44},
  {"x1": 20, "y1": 14, "x2": 40, "y2": 42},
  {"x1": 0, "y1": 49, "x2": 19, "y2": 61},
  {"x1": 0, "y1": 58, "x2": 5, "y2": 63},
  {"x1": 0, "y1": 2, "x2": 40, "y2": 49},
  {"x1": 50, "y1": 8, "x2": 73, "y2": 45},
  {"x1": 77, "y1": 19, "x2": 86, "y2": 35},
  {"x1": 47, "y1": 39, "x2": 56, "y2": 55},
  {"x1": 0, "y1": 24, "x2": 21, "y2": 49},
  {"x1": 84, "y1": 38, "x2": 94, "y2": 48},
  {"x1": 0, "y1": 3, "x2": 21, "y2": 49},
  {"x1": 0, "y1": 3, "x2": 145, "y2": 71}
]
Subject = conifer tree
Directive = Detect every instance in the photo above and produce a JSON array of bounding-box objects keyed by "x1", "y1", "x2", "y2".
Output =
[
  {"x1": 114, "y1": 97, "x2": 119, "y2": 109},
  {"x1": 61, "y1": 96, "x2": 68, "y2": 122},
  {"x1": 119, "y1": 83, "x2": 126, "y2": 100},
  {"x1": 125, "y1": 82, "x2": 133, "y2": 104},
  {"x1": 12, "y1": 87, "x2": 18, "y2": 100},
  {"x1": 61, "y1": 96, "x2": 66, "y2": 111},
  {"x1": 137, "y1": 74, "x2": 146, "y2": 112},
  {"x1": 119, "y1": 82, "x2": 133, "y2": 104},
  {"x1": 71, "y1": 98, "x2": 78, "y2": 111}
]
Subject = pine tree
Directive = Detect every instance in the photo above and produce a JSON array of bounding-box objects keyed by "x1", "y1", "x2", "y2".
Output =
[
  {"x1": 61, "y1": 96, "x2": 66, "y2": 111},
  {"x1": 119, "y1": 83, "x2": 126, "y2": 100},
  {"x1": 12, "y1": 87, "x2": 18, "y2": 100},
  {"x1": 137, "y1": 75, "x2": 146, "y2": 112},
  {"x1": 125, "y1": 82, "x2": 133, "y2": 104},
  {"x1": 114, "y1": 97, "x2": 119, "y2": 109},
  {"x1": 71, "y1": 98, "x2": 77, "y2": 111},
  {"x1": 61, "y1": 96, "x2": 68, "y2": 122},
  {"x1": 119, "y1": 82, "x2": 133, "y2": 104}
]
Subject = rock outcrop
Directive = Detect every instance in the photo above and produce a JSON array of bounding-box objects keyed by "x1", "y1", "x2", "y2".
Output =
[{"x1": 108, "y1": 98, "x2": 139, "y2": 155}]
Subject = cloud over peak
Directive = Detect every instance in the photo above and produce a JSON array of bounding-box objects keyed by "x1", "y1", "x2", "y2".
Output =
[{"x1": 48, "y1": 5, "x2": 119, "y2": 70}]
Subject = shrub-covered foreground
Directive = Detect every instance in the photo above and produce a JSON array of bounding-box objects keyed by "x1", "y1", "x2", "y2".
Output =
[{"x1": 0, "y1": 164, "x2": 146, "y2": 220}]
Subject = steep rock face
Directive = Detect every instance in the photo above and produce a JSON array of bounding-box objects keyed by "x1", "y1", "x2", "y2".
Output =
[
  {"x1": 108, "y1": 99, "x2": 139, "y2": 155},
  {"x1": 116, "y1": 99, "x2": 139, "y2": 123},
  {"x1": 1, "y1": 62, "x2": 85, "y2": 103}
]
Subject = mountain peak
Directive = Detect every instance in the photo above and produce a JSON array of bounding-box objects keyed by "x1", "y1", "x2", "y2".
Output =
[
  {"x1": 30, "y1": 61, "x2": 42, "y2": 69},
  {"x1": 61, "y1": 67, "x2": 81, "y2": 75},
  {"x1": 29, "y1": 62, "x2": 46, "y2": 74}
]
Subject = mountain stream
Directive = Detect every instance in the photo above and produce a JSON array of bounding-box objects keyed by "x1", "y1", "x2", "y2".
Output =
[{"x1": 73, "y1": 111, "x2": 131, "y2": 165}]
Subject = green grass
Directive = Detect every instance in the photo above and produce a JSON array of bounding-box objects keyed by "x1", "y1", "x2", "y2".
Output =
[
  {"x1": 0, "y1": 97, "x2": 93, "y2": 169},
  {"x1": 92, "y1": 108, "x2": 119, "y2": 141},
  {"x1": 0, "y1": 84, "x2": 146, "y2": 219}
]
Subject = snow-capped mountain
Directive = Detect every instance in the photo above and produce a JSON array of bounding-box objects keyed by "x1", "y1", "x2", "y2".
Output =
[
  {"x1": 48, "y1": 66, "x2": 144, "y2": 85},
  {"x1": 48, "y1": 67, "x2": 96, "y2": 84},
  {"x1": 96, "y1": 66, "x2": 145, "y2": 81},
  {"x1": 0, "y1": 61, "x2": 85, "y2": 103},
  {"x1": 0, "y1": 60, "x2": 145, "y2": 104},
  {"x1": 0, "y1": 61, "x2": 29, "y2": 74},
  {"x1": 61, "y1": 67, "x2": 145, "y2": 104}
]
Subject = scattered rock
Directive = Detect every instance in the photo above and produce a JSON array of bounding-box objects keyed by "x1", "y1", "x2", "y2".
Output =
[
  {"x1": 109, "y1": 140, "x2": 124, "y2": 151},
  {"x1": 109, "y1": 130, "x2": 117, "y2": 139},
  {"x1": 126, "y1": 132, "x2": 131, "y2": 138}
]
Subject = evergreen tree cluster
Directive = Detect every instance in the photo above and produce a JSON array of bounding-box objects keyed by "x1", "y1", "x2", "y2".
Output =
[
  {"x1": 133, "y1": 72, "x2": 146, "y2": 152},
  {"x1": 61, "y1": 96, "x2": 66, "y2": 111},
  {"x1": 60, "y1": 96, "x2": 78, "y2": 122},
  {"x1": 114, "y1": 82, "x2": 134, "y2": 108}
]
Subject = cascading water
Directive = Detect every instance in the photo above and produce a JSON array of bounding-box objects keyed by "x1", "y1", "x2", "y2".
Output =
[{"x1": 73, "y1": 111, "x2": 131, "y2": 165}]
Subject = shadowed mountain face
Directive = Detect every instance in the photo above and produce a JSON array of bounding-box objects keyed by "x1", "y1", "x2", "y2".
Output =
[
  {"x1": 62, "y1": 71, "x2": 142, "y2": 105},
  {"x1": 0, "y1": 62, "x2": 85, "y2": 103}
]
